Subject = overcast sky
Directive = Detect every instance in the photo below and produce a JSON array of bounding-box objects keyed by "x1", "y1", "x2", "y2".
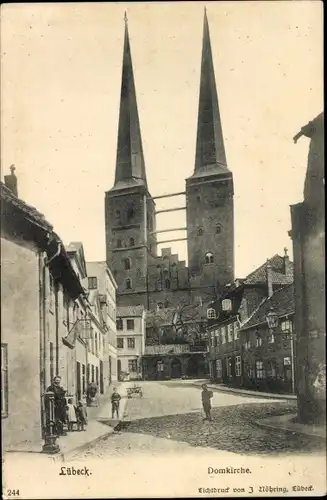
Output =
[{"x1": 1, "y1": 2, "x2": 323, "y2": 278}]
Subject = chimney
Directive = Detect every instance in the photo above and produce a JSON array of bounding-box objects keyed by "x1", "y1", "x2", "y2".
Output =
[
  {"x1": 266, "y1": 259, "x2": 273, "y2": 298},
  {"x1": 283, "y1": 247, "x2": 292, "y2": 277},
  {"x1": 4, "y1": 165, "x2": 18, "y2": 197}
]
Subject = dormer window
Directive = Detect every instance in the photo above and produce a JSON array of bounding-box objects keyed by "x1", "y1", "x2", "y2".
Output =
[
  {"x1": 222, "y1": 299, "x2": 232, "y2": 312},
  {"x1": 207, "y1": 308, "x2": 216, "y2": 319},
  {"x1": 205, "y1": 252, "x2": 214, "y2": 264}
]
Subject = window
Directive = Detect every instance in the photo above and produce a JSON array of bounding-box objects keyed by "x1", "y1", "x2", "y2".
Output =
[
  {"x1": 125, "y1": 278, "x2": 132, "y2": 290},
  {"x1": 283, "y1": 357, "x2": 291, "y2": 366},
  {"x1": 235, "y1": 355, "x2": 242, "y2": 377},
  {"x1": 197, "y1": 226, "x2": 204, "y2": 236},
  {"x1": 96, "y1": 366, "x2": 99, "y2": 385},
  {"x1": 216, "y1": 223, "x2": 221, "y2": 234},
  {"x1": 124, "y1": 258, "x2": 131, "y2": 270},
  {"x1": 95, "y1": 333, "x2": 98, "y2": 355},
  {"x1": 82, "y1": 364, "x2": 86, "y2": 394},
  {"x1": 281, "y1": 320, "x2": 293, "y2": 333},
  {"x1": 216, "y1": 359, "x2": 222, "y2": 378},
  {"x1": 1, "y1": 344, "x2": 8, "y2": 417},
  {"x1": 205, "y1": 252, "x2": 214, "y2": 264},
  {"x1": 207, "y1": 308, "x2": 216, "y2": 320},
  {"x1": 234, "y1": 322, "x2": 239, "y2": 340},
  {"x1": 222, "y1": 299, "x2": 232, "y2": 312},
  {"x1": 256, "y1": 335, "x2": 263, "y2": 347},
  {"x1": 115, "y1": 209, "x2": 121, "y2": 218},
  {"x1": 244, "y1": 340, "x2": 251, "y2": 351},
  {"x1": 247, "y1": 364, "x2": 255, "y2": 379},
  {"x1": 267, "y1": 361, "x2": 277, "y2": 378},
  {"x1": 256, "y1": 360, "x2": 265, "y2": 379},
  {"x1": 127, "y1": 338, "x2": 135, "y2": 349},
  {"x1": 130, "y1": 238, "x2": 135, "y2": 247},
  {"x1": 221, "y1": 327, "x2": 226, "y2": 344},
  {"x1": 88, "y1": 277, "x2": 97, "y2": 290},
  {"x1": 127, "y1": 319, "x2": 134, "y2": 330},
  {"x1": 268, "y1": 333, "x2": 275, "y2": 343},
  {"x1": 127, "y1": 206, "x2": 135, "y2": 221},
  {"x1": 116, "y1": 239, "x2": 122, "y2": 248},
  {"x1": 227, "y1": 324, "x2": 233, "y2": 342},
  {"x1": 226, "y1": 357, "x2": 232, "y2": 377},
  {"x1": 128, "y1": 359, "x2": 138, "y2": 372},
  {"x1": 91, "y1": 364, "x2": 95, "y2": 383},
  {"x1": 116, "y1": 318, "x2": 123, "y2": 330},
  {"x1": 165, "y1": 279, "x2": 170, "y2": 289},
  {"x1": 117, "y1": 338, "x2": 124, "y2": 349}
]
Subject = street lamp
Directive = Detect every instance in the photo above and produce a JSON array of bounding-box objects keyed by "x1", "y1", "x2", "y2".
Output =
[{"x1": 266, "y1": 307, "x2": 279, "y2": 331}]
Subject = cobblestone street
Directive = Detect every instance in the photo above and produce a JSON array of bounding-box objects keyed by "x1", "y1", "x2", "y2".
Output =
[{"x1": 70, "y1": 381, "x2": 325, "y2": 460}]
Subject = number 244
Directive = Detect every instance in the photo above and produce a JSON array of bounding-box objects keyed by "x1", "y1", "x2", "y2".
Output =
[{"x1": 6, "y1": 490, "x2": 20, "y2": 497}]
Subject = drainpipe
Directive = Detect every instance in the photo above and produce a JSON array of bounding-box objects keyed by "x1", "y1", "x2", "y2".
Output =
[{"x1": 39, "y1": 252, "x2": 46, "y2": 438}]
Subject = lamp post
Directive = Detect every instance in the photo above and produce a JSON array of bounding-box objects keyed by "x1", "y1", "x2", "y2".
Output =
[{"x1": 265, "y1": 308, "x2": 295, "y2": 394}]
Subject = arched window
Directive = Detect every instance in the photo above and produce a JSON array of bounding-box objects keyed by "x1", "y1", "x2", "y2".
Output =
[
  {"x1": 205, "y1": 252, "x2": 214, "y2": 264},
  {"x1": 124, "y1": 258, "x2": 131, "y2": 270},
  {"x1": 207, "y1": 308, "x2": 216, "y2": 319},
  {"x1": 197, "y1": 226, "x2": 204, "y2": 236},
  {"x1": 125, "y1": 278, "x2": 132, "y2": 290},
  {"x1": 216, "y1": 223, "x2": 221, "y2": 234},
  {"x1": 130, "y1": 237, "x2": 135, "y2": 247},
  {"x1": 222, "y1": 299, "x2": 232, "y2": 312},
  {"x1": 116, "y1": 239, "x2": 122, "y2": 248}
]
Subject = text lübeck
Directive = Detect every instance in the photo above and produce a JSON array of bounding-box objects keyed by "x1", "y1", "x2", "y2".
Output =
[
  {"x1": 208, "y1": 467, "x2": 251, "y2": 474},
  {"x1": 59, "y1": 466, "x2": 91, "y2": 476}
]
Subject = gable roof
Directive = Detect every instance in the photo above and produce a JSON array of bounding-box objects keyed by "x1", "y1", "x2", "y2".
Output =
[
  {"x1": 243, "y1": 254, "x2": 293, "y2": 286},
  {"x1": 240, "y1": 283, "x2": 295, "y2": 331},
  {"x1": 1, "y1": 181, "x2": 53, "y2": 235}
]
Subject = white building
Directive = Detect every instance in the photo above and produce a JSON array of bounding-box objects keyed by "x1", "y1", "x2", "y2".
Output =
[
  {"x1": 86, "y1": 261, "x2": 118, "y2": 386},
  {"x1": 116, "y1": 306, "x2": 145, "y2": 381}
]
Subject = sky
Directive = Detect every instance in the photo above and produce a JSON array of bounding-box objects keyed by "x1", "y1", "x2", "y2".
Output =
[{"x1": 1, "y1": 1, "x2": 323, "y2": 278}]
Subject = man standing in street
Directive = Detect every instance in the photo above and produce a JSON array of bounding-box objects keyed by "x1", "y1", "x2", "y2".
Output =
[
  {"x1": 201, "y1": 383, "x2": 213, "y2": 422},
  {"x1": 111, "y1": 387, "x2": 121, "y2": 419},
  {"x1": 47, "y1": 375, "x2": 67, "y2": 436}
]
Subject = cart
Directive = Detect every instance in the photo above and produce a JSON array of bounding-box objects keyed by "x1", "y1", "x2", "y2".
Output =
[{"x1": 127, "y1": 384, "x2": 143, "y2": 398}]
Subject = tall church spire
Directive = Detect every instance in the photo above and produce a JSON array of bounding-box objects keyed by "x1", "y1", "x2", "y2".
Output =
[
  {"x1": 194, "y1": 8, "x2": 227, "y2": 174},
  {"x1": 114, "y1": 12, "x2": 148, "y2": 190}
]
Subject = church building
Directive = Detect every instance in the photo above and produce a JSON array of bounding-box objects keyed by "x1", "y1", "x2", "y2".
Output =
[{"x1": 105, "y1": 10, "x2": 235, "y2": 378}]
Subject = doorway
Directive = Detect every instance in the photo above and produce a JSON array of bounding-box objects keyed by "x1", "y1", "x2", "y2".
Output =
[{"x1": 171, "y1": 358, "x2": 182, "y2": 379}]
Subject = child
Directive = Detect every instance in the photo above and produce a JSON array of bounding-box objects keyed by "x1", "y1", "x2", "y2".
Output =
[
  {"x1": 75, "y1": 400, "x2": 88, "y2": 431},
  {"x1": 111, "y1": 387, "x2": 121, "y2": 419},
  {"x1": 201, "y1": 384, "x2": 213, "y2": 422},
  {"x1": 66, "y1": 398, "x2": 77, "y2": 432}
]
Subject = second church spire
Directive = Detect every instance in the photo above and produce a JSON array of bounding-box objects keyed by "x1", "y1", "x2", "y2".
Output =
[{"x1": 194, "y1": 8, "x2": 228, "y2": 174}]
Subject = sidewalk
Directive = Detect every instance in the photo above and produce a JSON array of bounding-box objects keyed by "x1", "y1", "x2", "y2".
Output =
[
  {"x1": 57, "y1": 382, "x2": 130, "y2": 461},
  {"x1": 3, "y1": 382, "x2": 131, "y2": 461},
  {"x1": 255, "y1": 413, "x2": 327, "y2": 439},
  {"x1": 188, "y1": 379, "x2": 296, "y2": 400}
]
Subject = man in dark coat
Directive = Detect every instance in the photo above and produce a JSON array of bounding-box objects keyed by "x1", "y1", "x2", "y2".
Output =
[
  {"x1": 201, "y1": 383, "x2": 213, "y2": 422},
  {"x1": 47, "y1": 375, "x2": 67, "y2": 436}
]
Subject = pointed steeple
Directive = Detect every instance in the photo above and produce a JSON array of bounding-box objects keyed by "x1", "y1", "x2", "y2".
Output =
[
  {"x1": 193, "y1": 8, "x2": 228, "y2": 175},
  {"x1": 113, "y1": 12, "x2": 148, "y2": 190}
]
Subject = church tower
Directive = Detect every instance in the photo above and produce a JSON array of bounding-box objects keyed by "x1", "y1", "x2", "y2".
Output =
[
  {"x1": 186, "y1": 9, "x2": 234, "y2": 294},
  {"x1": 105, "y1": 14, "x2": 157, "y2": 307}
]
